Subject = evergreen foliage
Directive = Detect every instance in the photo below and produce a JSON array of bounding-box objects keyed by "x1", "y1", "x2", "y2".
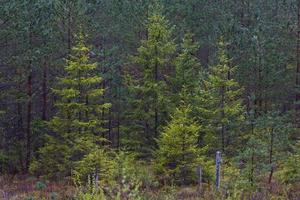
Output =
[
  {"x1": 171, "y1": 32, "x2": 201, "y2": 107},
  {"x1": 0, "y1": 0, "x2": 299, "y2": 198},
  {"x1": 237, "y1": 111, "x2": 294, "y2": 189},
  {"x1": 124, "y1": 6, "x2": 176, "y2": 156},
  {"x1": 276, "y1": 141, "x2": 300, "y2": 184},
  {"x1": 155, "y1": 89, "x2": 207, "y2": 185},
  {"x1": 30, "y1": 32, "x2": 110, "y2": 178},
  {"x1": 198, "y1": 39, "x2": 245, "y2": 155}
]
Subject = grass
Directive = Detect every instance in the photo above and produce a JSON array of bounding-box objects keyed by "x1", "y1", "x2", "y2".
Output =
[
  {"x1": 0, "y1": 175, "x2": 75, "y2": 200},
  {"x1": 0, "y1": 175, "x2": 299, "y2": 200}
]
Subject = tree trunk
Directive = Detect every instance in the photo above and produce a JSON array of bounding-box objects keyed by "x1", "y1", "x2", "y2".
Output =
[
  {"x1": 25, "y1": 27, "x2": 33, "y2": 172},
  {"x1": 296, "y1": 0, "x2": 300, "y2": 123},
  {"x1": 26, "y1": 68, "x2": 32, "y2": 172},
  {"x1": 154, "y1": 46, "x2": 159, "y2": 138},
  {"x1": 108, "y1": 108, "x2": 112, "y2": 144},
  {"x1": 68, "y1": 0, "x2": 72, "y2": 53},
  {"x1": 17, "y1": 69, "x2": 25, "y2": 172},
  {"x1": 117, "y1": 110, "x2": 120, "y2": 149},
  {"x1": 268, "y1": 128, "x2": 274, "y2": 184},
  {"x1": 250, "y1": 121, "x2": 254, "y2": 186},
  {"x1": 220, "y1": 86, "x2": 225, "y2": 153},
  {"x1": 117, "y1": 86, "x2": 120, "y2": 149},
  {"x1": 42, "y1": 59, "x2": 48, "y2": 120}
]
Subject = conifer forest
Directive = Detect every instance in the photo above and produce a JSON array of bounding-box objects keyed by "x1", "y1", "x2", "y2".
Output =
[{"x1": 1, "y1": 0, "x2": 300, "y2": 199}]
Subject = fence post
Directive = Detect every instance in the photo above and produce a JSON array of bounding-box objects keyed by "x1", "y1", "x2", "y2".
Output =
[
  {"x1": 197, "y1": 165, "x2": 202, "y2": 196},
  {"x1": 216, "y1": 151, "x2": 221, "y2": 189}
]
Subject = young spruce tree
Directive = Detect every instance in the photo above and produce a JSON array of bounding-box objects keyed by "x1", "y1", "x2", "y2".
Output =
[
  {"x1": 155, "y1": 89, "x2": 205, "y2": 185},
  {"x1": 124, "y1": 4, "x2": 176, "y2": 156},
  {"x1": 30, "y1": 32, "x2": 110, "y2": 178},
  {"x1": 171, "y1": 32, "x2": 201, "y2": 107},
  {"x1": 198, "y1": 38, "x2": 245, "y2": 155}
]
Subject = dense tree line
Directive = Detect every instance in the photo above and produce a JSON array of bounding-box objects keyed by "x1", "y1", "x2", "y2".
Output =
[{"x1": 0, "y1": 0, "x2": 299, "y2": 198}]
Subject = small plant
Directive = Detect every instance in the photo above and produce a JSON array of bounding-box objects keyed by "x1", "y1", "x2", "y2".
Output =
[
  {"x1": 34, "y1": 181, "x2": 47, "y2": 190},
  {"x1": 74, "y1": 176, "x2": 107, "y2": 200},
  {"x1": 24, "y1": 196, "x2": 34, "y2": 200},
  {"x1": 50, "y1": 192, "x2": 59, "y2": 200}
]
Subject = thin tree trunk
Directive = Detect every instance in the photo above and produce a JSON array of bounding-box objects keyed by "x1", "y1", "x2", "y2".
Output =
[
  {"x1": 68, "y1": 0, "x2": 72, "y2": 53},
  {"x1": 250, "y1": 121, "x2": 254, "y2": 186},
  {"x1": 17, "y1": 69, "x2": 25, "y2": 172},
  {"x1": 117, "y1": 111, "x2": 120, "y2": 149},
  {"x1": 26, "y1": 68, "x2": 32, "y2": 172},
  {"x1": 108, "y1": 108, "x2": 112, "y2": 144},
  {"x1": 42, "y1": 59, "x2": 48, "y2": 120},
  {"x1": 117, "y1": 86, "x2": 120, "y2": 149},
  {"x1": 258, "y1": 51, "x2": 263, "y2": 115},
  {"x1": 220, "y1": 86, "x2": 225, "y2": 153},
  {"x1": 154, "y1": 47, "x2": 159, "y2": 138},
  {"x1": 101, "y1": 48, "x2": 106, "y2": 140},
  {"x1": 296, "y1": 0, "x2": 300, "y2": 123},
  {"x1": 268, "y1": 128, "x2": 274, "y2": 184},
  {"x1": 25, "y1": 26, "x2": 33, "y2": 172}
]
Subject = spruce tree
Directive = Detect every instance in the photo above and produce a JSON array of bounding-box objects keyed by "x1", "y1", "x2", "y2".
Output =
[
  {"x1": 171, "y1": 32, "x2": 201, "y2": 107},
  {"x1": 198, "y1": 38, "x2": 245, "y2": 155},
  {"x1": 124, "y1": 5, "x2": 176, "y2": 156},
  {"x1": 30, "y1": 32, "x2": 110, "y2": 178},
  {"x1": 154, "y1": 89, "x2": 205, "y2": 185}
]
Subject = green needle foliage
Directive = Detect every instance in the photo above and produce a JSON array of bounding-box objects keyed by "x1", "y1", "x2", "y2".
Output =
[
  {"x1": 171, "y1": 32, "x2": 201, "y2": 107},
  {"x1": 237, "y1": 111, "x2": 294, "y2": 190},
  {"x1": 124, "y1": 5, "x2": 176, "y2": 157},
  {"x1": 30, "y1": 32, "x2": 110, "y2": 178},
  {"x1": 198, "y1": 38, "x2": 245, "y2": 155},
  {"x1": 155, "y1": 89, "x2": 206, "y2": 185},
  {"x1": 0, "y1": 0, "x2": 299, "y2": 198}
]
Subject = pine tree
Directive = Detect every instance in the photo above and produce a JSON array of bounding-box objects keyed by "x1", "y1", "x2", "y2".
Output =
[
  {"x1": 30, "y1": 32, "x2": 110, "y2": 178},
  {"x1": 237, "y1": 111, "x2": 293, "y2": 187},
  {"x1": 154, "y1": 89, "x2": 206, "y2": 185},
  {"x1": 198, "y1": 38, "x2": 245, "y2": 155},
  {"x1": 124, "y1": 4, "x2": 176, "y2": 156},
  {"x1": 277, "y1": 140, "x2": 300, "y2": 184}
]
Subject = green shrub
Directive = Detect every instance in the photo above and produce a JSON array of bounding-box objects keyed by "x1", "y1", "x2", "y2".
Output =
[
  {"x1": 73, "y1": 147, "x2": 116, "y2": 187},
  {"x1": 34, "y1": 181, "x2": 47, "y2": 190}
]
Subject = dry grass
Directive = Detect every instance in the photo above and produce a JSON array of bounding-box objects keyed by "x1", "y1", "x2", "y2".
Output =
[
  {"x1": 0, "y1": 175, "x2": 299, "y2": 200},
  {"x1": 0, "y1": 175, "x2": 75, "y2": 200}
]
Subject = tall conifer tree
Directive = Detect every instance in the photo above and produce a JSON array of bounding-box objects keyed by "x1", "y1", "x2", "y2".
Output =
[
  {"x1": 171, "y1": 33, "x2": 201, "y2": 107},
  {"x1": 124, "y1": 3, "x2": 176, "y2": 156},
  {"x1": 198, "y1": 38, "x2": 245, "y2": 155},
  {"x1": 31, "y1": 32, "x2": 110, "y2": 177}
]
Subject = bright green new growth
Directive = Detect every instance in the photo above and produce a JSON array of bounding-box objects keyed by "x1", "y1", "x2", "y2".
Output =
[
  {"x1": 30, "y1": 32, "x2": 110, "y2": 178},
  {"x1": 155, "y1": 90, "x2": 205, "y2": 185}
]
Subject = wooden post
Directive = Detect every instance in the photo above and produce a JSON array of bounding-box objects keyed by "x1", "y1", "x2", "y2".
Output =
[
  {"x1": 216, "y1": 151, "x2": 221, "y2": 189},
  {"x1": 95, "y1": 167, "x2": 99, "y2": 189},
  {"x1": 197, "y1": 165, "x2": 202, "y2": 196}
]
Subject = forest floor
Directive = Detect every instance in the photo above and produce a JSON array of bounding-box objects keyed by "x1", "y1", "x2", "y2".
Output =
[
  {"x1": 0, "y1": 175, "x2": 75, "y2": 199},
  {"x1": 0, "y1": 175, "x2": 213, "y2": 200},
  {"x1": 0, "y1": 175, "x2": 299, "y2": 200}
]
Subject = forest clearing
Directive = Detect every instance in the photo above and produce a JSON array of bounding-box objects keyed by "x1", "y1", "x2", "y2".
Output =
[{"x1": 0, "y1": 0, "x2": 300, "y2": 199}]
